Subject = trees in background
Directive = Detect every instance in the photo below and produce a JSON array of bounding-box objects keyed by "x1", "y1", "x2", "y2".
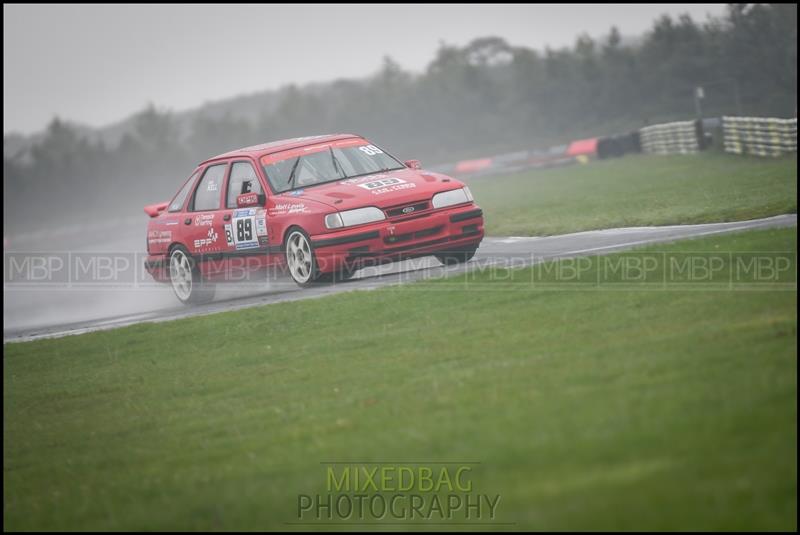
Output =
[{"x1": 4, "y1": 4, "x2": 796, "y2": 233}]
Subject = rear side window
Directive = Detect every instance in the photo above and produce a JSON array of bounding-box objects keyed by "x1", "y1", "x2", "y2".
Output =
[
  {"x1": 226, "y1": 162, "x2": 263, "y2": 208},
  {"x1": 192, "y1": 164, "x2": 227, "y2": 211},
  {"x1": 168, "y1": 171, "x2": 200, "y2": 212}
]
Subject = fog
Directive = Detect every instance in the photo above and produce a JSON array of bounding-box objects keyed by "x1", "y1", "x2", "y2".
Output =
[{"x1": 4, "y1": 4, "x2": 727, "y2": 135}]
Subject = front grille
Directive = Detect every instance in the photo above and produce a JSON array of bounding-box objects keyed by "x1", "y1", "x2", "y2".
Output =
[{"x1": 385, "y1": 201, "x2": 429, "y2": 218}]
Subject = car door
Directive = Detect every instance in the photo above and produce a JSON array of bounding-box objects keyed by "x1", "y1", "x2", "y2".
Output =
[
  {"x1": 185, "y1": 162, "x2": 230, "y2": 276},
  {"x1": 223, "y1": 160, "x2": 271, "y2": 279}
]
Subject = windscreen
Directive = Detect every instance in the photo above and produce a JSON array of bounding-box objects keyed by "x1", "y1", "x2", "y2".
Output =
[{"x1": 262, "y1": 139, "x2": 405, "y2": 194}]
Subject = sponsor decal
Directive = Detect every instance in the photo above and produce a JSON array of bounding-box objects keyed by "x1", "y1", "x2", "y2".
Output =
[
  {"x1": 194, "y1": 227, "x2": 219, "y2": 249},
  {"x1": 256, "y1": 215, "x2": 267, "y2": 237},
  {"x1": 290, "y1": 189, "x2": 305, "y2": 197},
  {"x1": 233, "y1": 208, "x2": 256, "y2": 218},
  {"x1": 359, "y1": 177, "x2": 417, "y2": 196},
  {"x1": 340, "y1": 173, "x2": 389, "y2": 186},
  {"x1": 194, "y1": 214, "x2": 215, "y2": 226},
  {"x1": 147, "y1": 230, "x2": 172, "y2": 245},
  {"x1": 357, "y1": 177, "x2": 407, "y2": 190},
  {"x1": 164, "y1": 220, "x2": 179, "y2": 226},
  {"x1": 268, "y1": 203, "x2": 309, "y2": 216},
  {"x1": 341, "y1": 176, "x2": 417, "y2": 195},
  {"x1": 237, "y1": 192, "x2": 259, "y2": 206},
  {"x1": 369, "y1": 182, "x2": 416, "y2": 195}
]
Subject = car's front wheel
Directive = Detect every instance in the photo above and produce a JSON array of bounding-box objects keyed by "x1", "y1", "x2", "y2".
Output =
[
  {"x1": 434, "y1": 244, "x2": 479, "y2": 266},
  {"x1": 169, "y1": 246, "x2": 215, "y2": 304},
  {"x1": 285, "y1": 229, "x2": 320, "y2": 286}
]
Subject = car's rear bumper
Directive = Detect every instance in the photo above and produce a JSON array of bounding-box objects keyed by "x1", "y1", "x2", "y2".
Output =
[
  {"x1": 310, "y1": 203, "x2": 484, "y2": 272},
  {"x1": 143, "y1": 256, "x2": 169, "y2": 282}
]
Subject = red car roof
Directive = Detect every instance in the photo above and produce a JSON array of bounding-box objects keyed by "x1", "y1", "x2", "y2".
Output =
[{"x1": 203, "y1": 134, "x2": 361, "y2": 164}]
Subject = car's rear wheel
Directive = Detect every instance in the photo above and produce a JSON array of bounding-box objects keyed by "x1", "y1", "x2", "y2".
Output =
[
  {"x1": 169, "y1": 246, "x2": 215, "y2": 304},
  {"x1": 285, "y1": 229, "x2": 320, "y2": 286},
  {"x1": 434, "y1": 244, "x2": 479, "y2": 266}
]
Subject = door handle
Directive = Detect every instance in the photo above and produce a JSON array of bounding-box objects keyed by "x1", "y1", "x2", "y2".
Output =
[
  {"x1": 184, "y1": 218, "x2": 191, "y2": 225},
  {"x1": 223, "y1": 214, "x2": 231, "y2": 221}
]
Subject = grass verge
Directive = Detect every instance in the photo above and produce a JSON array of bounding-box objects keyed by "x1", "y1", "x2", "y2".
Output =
[
  {"x1": 467, "y1": 152, "x2": 797, "y2": 236},
  {"x1": 4, "y1": 227, "x2": 797, "y2": 530}
]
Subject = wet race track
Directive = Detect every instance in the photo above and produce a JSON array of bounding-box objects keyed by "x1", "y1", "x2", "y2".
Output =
[{"x1": 4, "y1": 214, "x2": 796, "y2": 343}]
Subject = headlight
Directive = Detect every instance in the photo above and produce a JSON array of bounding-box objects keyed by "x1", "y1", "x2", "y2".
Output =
[
  {"x1": 325, "y1": 206, "x2": 385, "y2": 229},
  {"x1": 432, "y1": 187, "x2": 473, "y2": 209}
]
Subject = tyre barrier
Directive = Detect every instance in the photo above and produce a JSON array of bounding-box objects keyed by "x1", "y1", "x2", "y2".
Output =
[
  {"x1": 433, "y1": 114, "x2": 794, "y2": 179},
  {"x1": 722, "y1": 116, "x2": 797, "y2": 157},
  {"x1": 640, "y1": 120, "x2": 700, "y2": 155}
]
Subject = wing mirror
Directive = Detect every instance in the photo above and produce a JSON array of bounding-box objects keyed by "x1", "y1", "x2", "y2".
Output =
[
  {"x1": 236, "y1": 192, "x2": 266, "y2": 208},
  {"x1": 404, "y1": 159, "x2": 421, "y2": 170}
]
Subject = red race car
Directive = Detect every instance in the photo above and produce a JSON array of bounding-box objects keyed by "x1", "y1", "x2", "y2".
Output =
[{"x1": 144, "y1": 134, "x2": 484, "y2": 303}]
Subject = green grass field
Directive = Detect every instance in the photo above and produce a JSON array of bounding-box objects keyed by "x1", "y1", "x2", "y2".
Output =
[
  {"x1": 4, "y1": 227, "x2": 796, "y2": 531},
  {"x1": 467, "y1": 152, "x2": 797, "y2": 236}
]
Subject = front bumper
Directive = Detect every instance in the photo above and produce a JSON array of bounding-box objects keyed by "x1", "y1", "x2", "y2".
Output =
[{"x1": 310, "y1": 203, "x2": 484, "y2": 272}]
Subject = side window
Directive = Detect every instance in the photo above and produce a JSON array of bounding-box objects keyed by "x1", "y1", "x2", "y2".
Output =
[
  {"x1": 168, "y1": 170, "x2": 200, "y2": 212},
  {"x1": 227, "y1": 162, "x2": 263, "y2": 208},
  {"x1": 192, "y1": 164, "x2": 226, "y2": 211}
]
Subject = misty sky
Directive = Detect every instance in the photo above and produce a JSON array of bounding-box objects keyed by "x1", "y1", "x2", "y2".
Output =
[{"x1": 3, "y1": 3, "x2": 727, "y2": 135}]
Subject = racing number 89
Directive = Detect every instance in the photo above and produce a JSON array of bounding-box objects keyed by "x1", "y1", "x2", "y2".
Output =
[
  {"x1": 358, "y1": 144, "x2": 383, "y2": 156},
  {"x1": 236, "y1": 218, "x2": 253, "y2": 241}
]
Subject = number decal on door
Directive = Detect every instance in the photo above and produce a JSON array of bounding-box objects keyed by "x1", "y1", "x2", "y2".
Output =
[
  {"x1": 231, "y1": 209, "x2": 260, "y2": 250},
  {"x1": 236, "y1": 218, "x2": 253, "y2": 242},
  {"x1": 224, "y1": 224, "x2": 234, "y2": 245}
]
